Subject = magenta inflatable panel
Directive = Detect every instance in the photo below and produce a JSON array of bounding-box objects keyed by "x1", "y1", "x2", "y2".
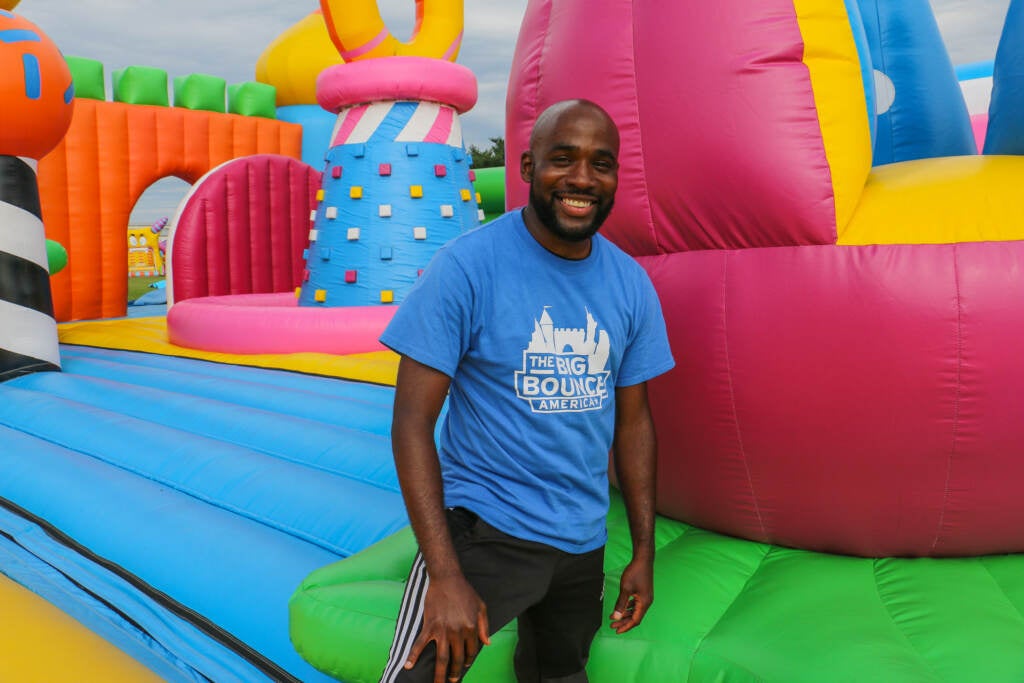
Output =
[
  {"x1": 171, "y1": 154, "x2": 321, "y2": 303},
  {"x1": 507, "y1": 0, "x2": 838, "y2": 256},
  {"x1": 639, "y1": 243, "x2": 1024, "y2": 557}
]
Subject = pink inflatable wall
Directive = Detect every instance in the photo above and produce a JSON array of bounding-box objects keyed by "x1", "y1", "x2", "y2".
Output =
[{"x1": 169, "y1": 155, "x2": 320, "y2": 304}]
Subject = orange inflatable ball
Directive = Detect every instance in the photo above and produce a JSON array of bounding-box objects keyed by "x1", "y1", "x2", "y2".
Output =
[{"x1": 0, "y1": 11, "x2": 74, "y2": 159}]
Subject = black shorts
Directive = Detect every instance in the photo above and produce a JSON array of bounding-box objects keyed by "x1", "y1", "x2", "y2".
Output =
[{"x1": 379, "y1": 507, "x2": 605, "y2": 683}]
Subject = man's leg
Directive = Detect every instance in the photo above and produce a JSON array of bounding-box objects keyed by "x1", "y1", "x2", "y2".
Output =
[
  {"x1": 513, "y1": 546, "x2": 604, "y2": 683},
  {"x1": 380, "y1": 509, "x2": 552, "y2": 682}
]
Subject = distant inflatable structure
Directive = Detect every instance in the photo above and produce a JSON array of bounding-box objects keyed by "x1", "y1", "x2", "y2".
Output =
[
  {"x1": 166, "y1": 2, "x2": 481, "y2": 356},
  {"x1": 38, "y1": 58, "x2": 301, "y2": 322}
]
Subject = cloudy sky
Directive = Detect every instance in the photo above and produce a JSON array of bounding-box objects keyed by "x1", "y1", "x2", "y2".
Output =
[{"x1": 15, "y1": 0, "x2": 1012, "y2": 222}]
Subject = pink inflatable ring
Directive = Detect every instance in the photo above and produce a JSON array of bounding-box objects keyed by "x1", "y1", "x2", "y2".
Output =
[
  {"x1": 167, "y1": 293, "x2": 396, "y2": 355},
  {"x1": 316, "y1": 56, "x2": 478, "y2": 114}
]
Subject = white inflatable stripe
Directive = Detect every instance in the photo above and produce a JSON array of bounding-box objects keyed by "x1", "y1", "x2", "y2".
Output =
[
  {"x1": 0, "y1": 202, "x2": 48, "y2": 269},
  {"x1": 395, "y1": 102, "x2": 441, "y2": 142},
  {"x1": 329, "y1": 113, "x2": 348, "y2": 148},
  {"x1": 446, "y1": 112, "x2": 464, "y2": 148},
  {"x1": 0, "y1": 300, "x2": 60, "y2": 366},
  {"x1": 346, "y1": 102, "x2": 395, "y2": 144}
]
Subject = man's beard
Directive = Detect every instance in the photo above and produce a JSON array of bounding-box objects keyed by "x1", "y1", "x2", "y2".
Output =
[{"x1": 529, "y1": 184, "x2": 614, "y2": 243}]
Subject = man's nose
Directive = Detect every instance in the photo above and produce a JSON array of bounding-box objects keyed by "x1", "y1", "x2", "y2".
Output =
[{"x1": 565, "y1": 161, "x2": 596, "y2": 188}]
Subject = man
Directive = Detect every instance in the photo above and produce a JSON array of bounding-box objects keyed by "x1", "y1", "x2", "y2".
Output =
[{"x1": 378, "y1": 99, "x2": 674, "y2": 683}]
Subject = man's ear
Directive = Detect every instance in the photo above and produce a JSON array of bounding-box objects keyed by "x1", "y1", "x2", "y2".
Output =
[{"x1": 520, "y1": 151, "x2": 534, "y2": 182}]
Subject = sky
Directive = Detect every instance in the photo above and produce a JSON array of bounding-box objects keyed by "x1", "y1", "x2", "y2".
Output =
[{"x1": 15, "y1": 0, "x2": 1012, "y2": 223}]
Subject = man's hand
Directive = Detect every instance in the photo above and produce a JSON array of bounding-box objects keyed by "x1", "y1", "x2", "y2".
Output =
[
  {"x1": 392, "y1": 356, "x2": 489, "y2": 680},
  {"x1": 610, "y1": 382, "x2": 657, "y2": 635},
  {"x1": 404, "y1": 574, "x2": 491, "y2": 683},
  {"x1": 609, "y1": 557, "x2": 653, "y2": 634}
]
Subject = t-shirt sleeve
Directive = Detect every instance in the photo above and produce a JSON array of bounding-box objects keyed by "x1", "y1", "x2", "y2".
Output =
[
  {"x1": 379, "y1": 248, "x2": 472, "y2": 377},
  {"x1": 617, "y1": 269, "x2": 675, "y2": 387}
]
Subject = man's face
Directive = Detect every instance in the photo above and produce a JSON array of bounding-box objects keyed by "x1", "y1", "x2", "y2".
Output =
[{"x1": 523, "y1": 110, "x2": 619, "y2": 243}]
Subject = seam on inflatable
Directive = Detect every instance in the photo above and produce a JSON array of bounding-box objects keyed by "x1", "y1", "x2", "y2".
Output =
[
  {"x1": 931, "y1": 245, "x2": 961, "y2": 553},
  {"x1": 211, "y1": 178, "x2": 224, "y2": 293},
  {"x1": 284, "y1": 162, "x2": 296, "y2": 290},
  {"x1": 92, "y1": 105, "x2": 107, "y2": 312},
  {"x1": 688, "y1": 544, "x2": 773, "y2": 677},
  {"x1": 533, "y1": 0, "x2": 553, "y2": 138},
  {"x1": 291, "y1": 162, "x2": 307, "y2": 290},
  {"x1": 0, "y1": 526, "x2": 151, "y2": 639},
  {"x1": 721, "y1": 252, "x2": 766, "y2": 537},
  {"x1": 248, "y1": 156, "x2": 260, "y2": 293},
  {"x1": 627, "y1": 0, "x2": 659, "y2": 255},
  {"x1": 0, "y1": 494, "x2": 300, "y2": 682},
  {"x1": 245, "y1": 156, "x2": 258, "y2": 294},
  {"x1": 869, "y1": 559, "x2": 941, "y2": 674},
  {"x1": 3, "y1": 385, "x2": 367, "y2": 558},
  {"x1": 978, "y1": 558, "x2": 1024, "y2": 623},
  {"x1": 506, "y1": 0, "x2": 551, "y2": 211},
  {"x1": 55, "y1": 365, "x2": 400, "y2": 496}
]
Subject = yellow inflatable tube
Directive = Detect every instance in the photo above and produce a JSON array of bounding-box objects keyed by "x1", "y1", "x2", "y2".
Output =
[
  {"x1": 839, "y1": 155, "x2": 1024, "y2": 245},
  {"x1": 255, "y1": 10, "x2": 344, "y2": 107},
  {"x1": 321, "y1": 0, "x2": 464, "y2": 62},
  {"x1": 0, "y1": 574, "x2": 162, "y2": 682}
]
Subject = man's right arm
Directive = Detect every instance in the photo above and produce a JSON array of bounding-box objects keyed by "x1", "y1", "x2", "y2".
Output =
[{"x1": 391, "y1": 355, "x2": 490, "y2": 682}]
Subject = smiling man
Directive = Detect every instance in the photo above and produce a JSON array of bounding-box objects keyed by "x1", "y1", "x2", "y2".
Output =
[
  {"x1": 377, "y1": 99, "x2": 675, "y2": 683},
  {"x1": 520, "y1": 100, "x2": 618, "y2": 255}
]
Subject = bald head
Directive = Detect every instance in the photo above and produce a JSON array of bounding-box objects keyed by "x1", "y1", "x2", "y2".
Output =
[{"x1": 528, "y1": 99, "x2": 619, "y2": 153}]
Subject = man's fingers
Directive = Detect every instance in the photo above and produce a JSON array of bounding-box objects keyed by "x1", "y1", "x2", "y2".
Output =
[
  {"x1": 465, "y1": 637, "x2": 480, "y2": 669},
  {"x1": 447, "y1": 637, "x2": 466, "y2": 682},
  {"x1": 433, "y1": 640, "x2": 449, "y2": 683},
  {"x1": 477, "y1": 608, "x2": 491, "y2": 646},
  {"x1": 404, "y1": 632, "x2": 430, "y2": 670},
  {"x1": 610, "y1": 594, "x2": 651, "y2": 634},
  {"x1": 610, "y1": 590, "x2": 634, "y2": 621}
]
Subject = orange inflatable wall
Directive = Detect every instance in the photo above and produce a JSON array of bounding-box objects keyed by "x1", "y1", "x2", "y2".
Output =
[{"x1": 38, "y1": 98, "x2": 302, "y2": 322}]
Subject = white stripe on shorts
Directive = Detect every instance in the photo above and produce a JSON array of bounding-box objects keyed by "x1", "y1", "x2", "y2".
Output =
[{"x1": 380, "y1": 552, "x2": 430, "y2": 682}]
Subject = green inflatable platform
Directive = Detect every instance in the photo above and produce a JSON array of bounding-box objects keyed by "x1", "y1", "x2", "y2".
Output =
[{"x1": 290, "y1": 490, "x2": 1024, "y2": 682}]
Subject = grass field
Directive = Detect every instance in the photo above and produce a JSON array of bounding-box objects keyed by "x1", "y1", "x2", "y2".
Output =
[{"x1": 127, "y1": 276, "x2": 164, "y2": 302}]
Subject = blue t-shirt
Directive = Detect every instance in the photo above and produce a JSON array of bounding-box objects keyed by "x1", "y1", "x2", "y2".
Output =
[{"x1": 380, "y1": 209, "x2": 675, "y2": 553}]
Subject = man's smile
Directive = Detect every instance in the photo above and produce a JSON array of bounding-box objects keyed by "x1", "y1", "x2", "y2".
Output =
[{"x1": 558, "y1": 195, "x2": 598, "y2": 217}]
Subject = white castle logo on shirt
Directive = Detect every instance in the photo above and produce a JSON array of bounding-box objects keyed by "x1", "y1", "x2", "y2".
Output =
[{"x1": 515, "y1": 307, "x2": 611, "y2": 413}]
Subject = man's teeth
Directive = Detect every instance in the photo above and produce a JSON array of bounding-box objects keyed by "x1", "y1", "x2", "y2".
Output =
[{"x1": 562, "y1": 198, "x2": 593, "y2": 208}]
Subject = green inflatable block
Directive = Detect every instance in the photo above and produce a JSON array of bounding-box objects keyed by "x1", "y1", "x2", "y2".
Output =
[
  {"x1": 228, "y1": 82, "x2": 277, "y2": 119},
  {"x1": 46, "y1": 239, "x2": 67, "y2": 275},
  {"x1": 173, "y1": 73, "x2": 226, "y2": 113},
  {"x1": 290, "y1": 489, "x2": 1024, "y2": 682},
  {"x1": 111, "y1": 66, "x2": 169, "y2": 107},
  {"x1": 65, "y1": 56, "x2": 105, "y2": 100},
  {"x1": 471, "y1": 166, "x2": 506, "y2": 224}
]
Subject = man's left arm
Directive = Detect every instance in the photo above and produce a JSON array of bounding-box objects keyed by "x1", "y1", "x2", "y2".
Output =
[{"x1": 609, "y1": 381, "x2": 657, "y2": 634}]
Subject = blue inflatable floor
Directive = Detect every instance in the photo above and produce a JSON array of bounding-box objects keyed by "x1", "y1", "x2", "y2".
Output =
[{"x1": 0, "y1": 345, "x2": 409, "y2": 682}]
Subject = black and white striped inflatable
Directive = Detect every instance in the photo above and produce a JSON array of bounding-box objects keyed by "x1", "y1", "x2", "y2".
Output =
[{"x1": 0, "y1": 155, "x2": 60, "y2": 381}]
